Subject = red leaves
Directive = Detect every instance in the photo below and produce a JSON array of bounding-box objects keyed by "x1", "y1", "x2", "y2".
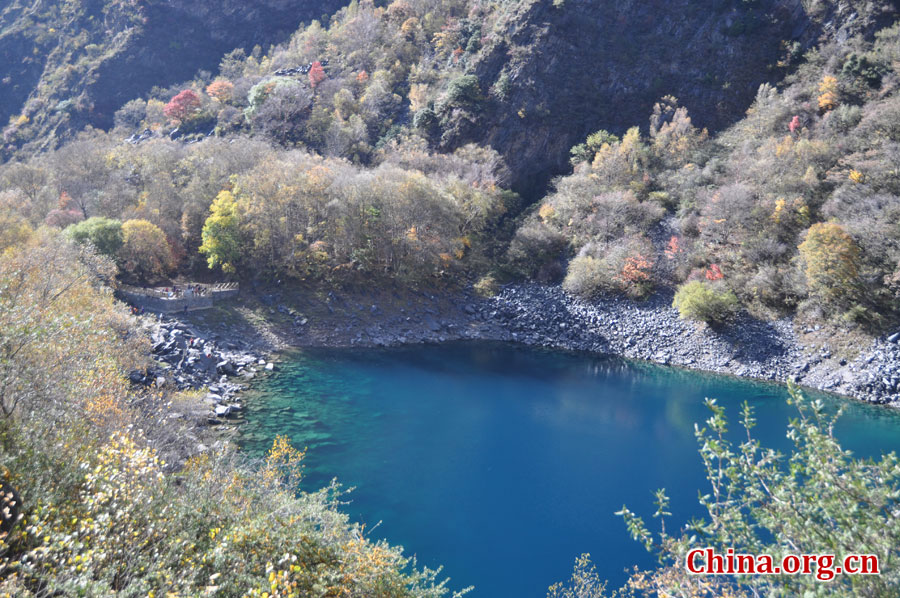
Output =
[
  {"x1": 621, "y1": 254, "x2": 653, "y2": 284},
  {"x1": 705, "y1": 263, "x2": 724, "y2": 281},
  {"x1": 164, "y1": 89, "x2": 201, "y2": 122},
  {"x1": 664, "y1": 235, "x2": 681, "y2": 259},
  {"x1": 308, "y1": 61, "x2": 326, "y2": 89}
]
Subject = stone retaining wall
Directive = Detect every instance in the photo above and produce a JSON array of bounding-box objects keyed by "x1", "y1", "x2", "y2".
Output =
[
  {"x1": 118, "y1": 289, "x2": 214, "y2": 313},
  {"x1": 211, "y1": 288, "x2": 239, "y2": 301}
]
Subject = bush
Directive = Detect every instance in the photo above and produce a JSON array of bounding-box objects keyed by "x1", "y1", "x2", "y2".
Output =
[
  {"x1": 0, "y1": 235, "x2": 462, "y2": 598},
  {"x1": 474, "y1": 274, "x2": 500, "y2": 297},
  {"x1": 444, "y1": 75, "x2": 483, "y2": 108},
  {"x1": 553, "y1": 389, "x2": 900, "y2": 598},
  {"x1": 563, "y1": 237, "x2": 655, "y2": 300},
  {"x1": 562, "y1": 255, "x2": 609, "y2": 298},
  {"x1": 672, "y1": 280, "x2": 738, "y2": 324},
  {"x1": 113, "y1": 98, "x2": 148, "y2": 130},
  {"x1": 506, "y1": 220, "x2": 567, "y2": 281},
  {"x1": 606, "y1": 389, "x2": 900, "y2": 597}
]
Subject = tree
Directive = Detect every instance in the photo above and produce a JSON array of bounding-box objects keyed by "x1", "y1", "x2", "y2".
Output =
[
  {"x1": 65, "y1": 217, "x2": 123, "y2": 258},
  {"x1": 308, "y1": 61, "x2": 326, "y2": 88},
  {"x1": 205, "y1": 80, "x2": 234, "y2": 102},
  {"x1": 0, "y1": 209, "x2": 33, "y2": 252},
  {"x1": 43, "y1": 209, "x2": 83, "y2": 229},
  {"x1": 570, "y1": 130, "x2": 620, "y2": 165},
  {"x1": 0, "y1": 230, "x2": 122, "y2": 418},
  {"x1": 797, "y1": 221, "x2": 861, "y2": 309},
  {"x1": 249, "y1": 80, "x2": 313, "y2": 145},
  {"x1": 164, "y1": 90, "x2": 202, "y2": 122},
  {"x1": 118, "y1": 219, "x2": 173, "y2": 280},
  {"x1": 199, "y1": 190, "x2": 243, "y2": 274},
  {"x1": 818, "y1": 75, "x2": 839, "y2": 112}
]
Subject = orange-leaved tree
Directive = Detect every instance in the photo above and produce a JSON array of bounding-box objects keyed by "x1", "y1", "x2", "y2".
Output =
[{"x1": 206, "y1": 80, "x2": 234, "y2": 102}]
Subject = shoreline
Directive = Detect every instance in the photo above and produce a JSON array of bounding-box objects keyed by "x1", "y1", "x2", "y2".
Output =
[
  {"x1": 139, "y1": 283, "x2": 900, "y2": 420},
  {"x1": 279, "y1": 283, "x2": 900, "y2": 408}
]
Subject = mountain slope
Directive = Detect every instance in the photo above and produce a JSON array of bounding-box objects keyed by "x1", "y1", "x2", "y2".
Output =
[
  {"x1": 0, "y1": 0, "x2": 347, "y2": 157},
  {"x1": 437, "y1": 0, "x2": 899, "y2": 195}
]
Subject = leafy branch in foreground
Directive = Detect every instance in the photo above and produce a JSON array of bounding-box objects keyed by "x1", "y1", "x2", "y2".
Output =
[{"x1": 553, "y1": 386, "x2": 900, "y2": 598}]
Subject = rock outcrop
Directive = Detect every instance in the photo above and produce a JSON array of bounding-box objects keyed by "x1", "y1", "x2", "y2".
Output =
[
  {"x1": 438, "y1": 0, "x2": 899, "y2": 196},
  {"x1": 134, "y1": 314, "x2": 277, "y2": 423}
]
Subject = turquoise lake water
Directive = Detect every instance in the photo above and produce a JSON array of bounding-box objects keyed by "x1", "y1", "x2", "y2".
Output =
[{"x1": 238, "y1": 342, "x2": 900, "y2": 597}]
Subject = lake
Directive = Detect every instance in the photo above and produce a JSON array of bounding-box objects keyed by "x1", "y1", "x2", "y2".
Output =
[{"x1": 238, "y1": 342, "x2": 900, "y2": 597}]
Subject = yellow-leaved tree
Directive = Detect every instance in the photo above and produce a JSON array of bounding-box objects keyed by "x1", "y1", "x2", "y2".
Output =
[
  {"x1": 199, "y1": 189, "x2": 244, "y2": 274},
  {"x1": 118, "y1": 219, "x2": 174, "y2": 281},
  {"x1": 798, "y1": 221, "x2": 861, "y2": 309}
]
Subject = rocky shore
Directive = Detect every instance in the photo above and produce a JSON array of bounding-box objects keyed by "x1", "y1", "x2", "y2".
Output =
[
  {"x1": 283, "y1": 283, "x2": 900, "y2": 407},
  {"x1": 134, "y1": 283, "x2": 900, "y2": 414},
  {"x1": 130, "y1": 314, "x2": 277, "y2": 424}
]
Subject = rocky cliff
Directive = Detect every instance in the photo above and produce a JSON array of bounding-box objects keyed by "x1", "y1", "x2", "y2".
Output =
[{"x1": 438, "y1": 0, "x2": 898, "y2": 196}]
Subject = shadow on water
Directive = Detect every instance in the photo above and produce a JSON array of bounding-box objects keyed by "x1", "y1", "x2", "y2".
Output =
[{"x1": 238, "y1": 341, "x2": 900, "y2": 598}]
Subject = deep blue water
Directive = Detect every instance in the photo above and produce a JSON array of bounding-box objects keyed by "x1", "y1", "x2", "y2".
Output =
[{"x1": 238, "y1": 342, "x2": 900, "y2": 597}]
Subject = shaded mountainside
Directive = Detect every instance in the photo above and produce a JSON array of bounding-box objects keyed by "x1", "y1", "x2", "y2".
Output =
[
  {"x1": 0, "y1": 0, "x2": 346, "y2": 156},
  {"x1": 438, "y1": 0, "x2": 899, "y2": 195}
]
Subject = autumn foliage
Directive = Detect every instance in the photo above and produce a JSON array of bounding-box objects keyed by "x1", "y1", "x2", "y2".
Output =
[
  {"x1": 619, "y1": 254, "x2": 652, "y2": 285},
  {"x1": 818, "y1": 75, "x2": 839, "y2": 111},
  {"x1": 205, "y1": 79, "x2": 234, "y2": 102},
  {"x1": 308, "y1": 61, "x2": 326, "y2": 88},
  {"x1": 704, "y1": 263, "x2": 723, "y2": 281},
  {"x1": 163, "y1": 89, "x2": 202, "y2": 122},
  {"x1": 118, "y1": 219, "x2": 174, "y2": 280},
  {"x1": 664, "y1": 236, "x2": 681, "y2": 259},
  {"x1": 0, "y1": 229, "x2": 459, "y2": 598},
  {"x1": 798, "y1": 221, "x2": 861, "y2": 309}
]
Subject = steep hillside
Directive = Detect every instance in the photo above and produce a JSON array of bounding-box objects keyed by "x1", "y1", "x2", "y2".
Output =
[
  {"x1": 509, "y1": 12, "x2": 900, "y2": 333},
  {"x1": 0, "y1": 0, "x2": 347, "y2": 158},
  {"x1": 437, "y1": 0, "x2": 899, "y2": 194}
]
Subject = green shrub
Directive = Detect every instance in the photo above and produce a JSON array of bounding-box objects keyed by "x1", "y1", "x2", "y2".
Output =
[
  {"x1": 828, "y1": 104, "x2": 862, "y2": 133},
  {"x1": 672, "y1": 280, "x2": 738, "y2": 324},
  {"x1": 65, "y1": 216, "x2": 123, "y2": 258},
  {"x1": 444, "y1": 75, "x2": 483, "y2": 108}
]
